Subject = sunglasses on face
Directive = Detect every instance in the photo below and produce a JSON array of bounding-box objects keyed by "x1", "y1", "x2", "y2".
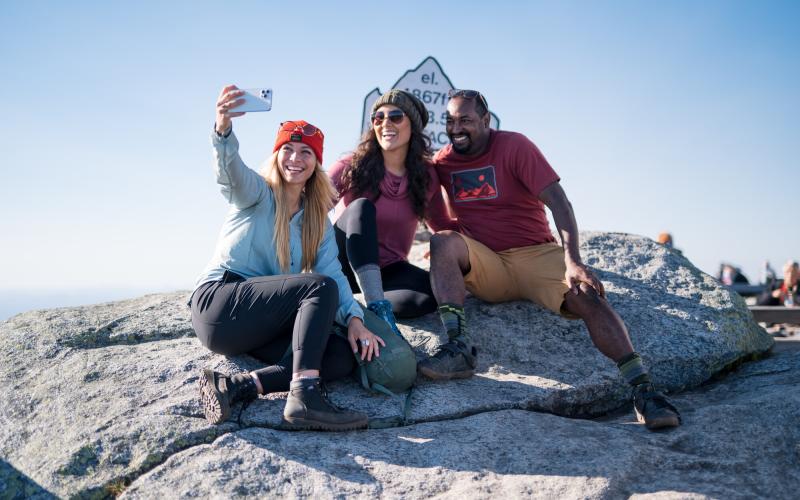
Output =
[
  {"x1": 447, "y1": 89, "x2": 489, "y2": 111},
  {"x1": 279, "y1": 121, "x2": 324, "y2": 139},
  {"x1": 371, "y1": 109, "x2": 405, "y2": 126}
]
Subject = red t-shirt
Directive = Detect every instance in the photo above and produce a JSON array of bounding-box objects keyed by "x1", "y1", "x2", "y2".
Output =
[{"x1": 433, "y1": 130, "x2": 560, "y2": 252}]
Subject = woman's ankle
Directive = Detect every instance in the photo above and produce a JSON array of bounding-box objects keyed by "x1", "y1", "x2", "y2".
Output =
[{"x1": 292, "y1": 369, "x2": 320, "y2": 381}]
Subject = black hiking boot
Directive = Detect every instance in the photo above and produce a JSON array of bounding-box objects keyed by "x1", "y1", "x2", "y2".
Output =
[
  {"x1": 282, "y1": 378, "x2": 368, "y2": 431},
  {"x1": 199, "y1": 369, "x2": 258, "y2": 425},
  {"x1": 417, "y1": 338, "x2": 478, "y2": 380},
  {"x1": 633, "y1": 383, "x2": 682, "y2": 430}
]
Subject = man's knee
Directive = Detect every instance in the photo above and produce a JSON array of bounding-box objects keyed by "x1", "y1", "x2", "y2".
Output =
[
  {"x1": 579, "y1": 282, "x2": 603, "y2": 301},
  {"x1": 430, "y1": 231, "x2": 467, "y2": 260},
  {"x1": 564, "y1": 282, "x2": 605, "y2": 315}
]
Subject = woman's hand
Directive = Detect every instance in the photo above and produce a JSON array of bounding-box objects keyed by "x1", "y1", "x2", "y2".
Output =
[
  {"x1": 347, "y1": 317, "x2": 386, "y2": 362},
  {"x1": 215, "y1": 84, "x2": 246, "y2": 135}
]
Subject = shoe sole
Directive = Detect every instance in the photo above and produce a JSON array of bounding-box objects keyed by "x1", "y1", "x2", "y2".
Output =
[
  {"x1": 280, "y1": 416, "x2": 369, "y2": 432},
  {"x1": 418, "y1": 365, "x2": 476, "y2": 381},
  {"x1": 635, "y1": 407, "x2": 681, "y2": 430},
  {"x1": 199, "y1": 369, "x2": 229, "y2": 425}
]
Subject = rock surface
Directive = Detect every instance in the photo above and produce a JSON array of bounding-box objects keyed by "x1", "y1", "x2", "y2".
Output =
[
  {"x1": 123, "y1": 349, "x2": 800, "y2": 499},
  {"x1": 0, "y1": 232, "x2": 783, "y2": 498}
]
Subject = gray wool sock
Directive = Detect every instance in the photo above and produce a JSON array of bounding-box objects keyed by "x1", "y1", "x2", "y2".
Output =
[
  {"x1": 438, "y1": 303, "x2": 468, "y2": 342},
  {"x1": 617, "y1": 352, "x2": 651, "y2": 386},
  {"x1": 354, "y1": 264, "x2": 384, "y2": 303}
]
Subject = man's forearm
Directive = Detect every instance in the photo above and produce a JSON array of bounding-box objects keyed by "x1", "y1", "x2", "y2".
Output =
[
  {"x1": 550, "y1": 201, "x2": 582, "y2": 265},
  {"x1": 539, "y1": 182, "x2": 583, "y2": 265}
]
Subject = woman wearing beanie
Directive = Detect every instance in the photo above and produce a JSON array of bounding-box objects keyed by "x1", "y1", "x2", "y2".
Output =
[
  {"x1": 329, "y1": 90, "x2": 456, "y2": 334},
  {"x1": 192, "y1": 85, "x2": 383, "y2": 430}
]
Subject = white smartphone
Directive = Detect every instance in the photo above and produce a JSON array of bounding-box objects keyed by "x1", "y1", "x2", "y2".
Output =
[{"x1": 230, "y1": 88, "x2": 272, "y2": 112}]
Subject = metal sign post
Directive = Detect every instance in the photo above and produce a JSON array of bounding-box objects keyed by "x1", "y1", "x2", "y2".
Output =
[{"x1": 361, "y1": 56, "x2": 500, "y2": 151}]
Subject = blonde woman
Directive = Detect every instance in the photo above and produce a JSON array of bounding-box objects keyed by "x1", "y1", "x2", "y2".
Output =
[{"x1": 192, "y1": 85, "x2": 383, "y2": 431}]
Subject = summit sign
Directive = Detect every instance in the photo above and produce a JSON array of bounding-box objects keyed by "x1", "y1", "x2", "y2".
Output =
[{"x1": 361, "y1": 57, "x2": 500, "y2": 151}]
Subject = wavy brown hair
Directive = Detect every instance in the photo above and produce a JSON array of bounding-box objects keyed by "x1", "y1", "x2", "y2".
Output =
[
  {"x1": 261, "y1": 153, "x2": 337, "y2": 272},
  {"x1": 339, "y1": 121, "x2": 432, "y2": 219}
]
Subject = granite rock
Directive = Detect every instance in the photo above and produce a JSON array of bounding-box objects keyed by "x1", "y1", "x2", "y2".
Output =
[
  {"x1": 0, "y1": 232, "x2": 777, "y2": 497},
  {"x1": 122, "y1": 350, "x2": 800, "y2": 499}
]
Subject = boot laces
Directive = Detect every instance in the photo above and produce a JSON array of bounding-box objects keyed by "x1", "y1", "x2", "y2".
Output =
[
  {"x1": 229, "y1": 375, "x2": 257, "y2": 425},
  {"x1": 433, "y1": 339, "x2": 469, "y2": 359},
  {"x1": 636, "y1": 384, "x2": 679, "y2": 414},
  {"x1": 319, "y1": 380, "x2": 344, "y2": 413}
]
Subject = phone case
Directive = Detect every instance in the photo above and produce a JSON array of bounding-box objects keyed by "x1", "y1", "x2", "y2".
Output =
[{"x1": 230, "y1": 88, "x2": 272, "y2": 112}]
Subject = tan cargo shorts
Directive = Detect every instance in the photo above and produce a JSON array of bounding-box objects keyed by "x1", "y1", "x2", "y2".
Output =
[{"x1": 458, "y1": 233, "x2": 576, "y2": 318}]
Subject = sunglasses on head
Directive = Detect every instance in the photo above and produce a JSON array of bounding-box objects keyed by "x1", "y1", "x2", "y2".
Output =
[
  {"x1": 279, "y1": 121, "x2": 324, "y2": 139},
  {"x1": 447, "y1": 89, "x2": 489, "y2": 111},
  {"x1": 371, "y1": 109, "x2": 405, "y2": 126}
]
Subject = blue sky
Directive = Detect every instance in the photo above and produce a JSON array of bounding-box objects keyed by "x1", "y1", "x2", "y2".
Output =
[{"x1": 1, "y1": 1, "x2": 798, "y2": 319}]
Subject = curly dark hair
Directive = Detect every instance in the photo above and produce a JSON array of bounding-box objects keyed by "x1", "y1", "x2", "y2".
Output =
[{"x1": 339, "y1": 123, "x2": 433, "y2": 220}]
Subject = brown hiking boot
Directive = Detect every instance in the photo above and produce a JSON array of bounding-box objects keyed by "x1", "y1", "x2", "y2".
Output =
[
  {"x1": 199, "y1": 369, "x2": 258, "y2": 425},
  {"x1": 633, "y1": 383, "x2": 682, "y2": 430},
  {"x1": 418, "y1": 339, "x2": 478, "y2": 380},
  {"x1": 282, "y1": 378, "x2": 368, "y2": 431}
]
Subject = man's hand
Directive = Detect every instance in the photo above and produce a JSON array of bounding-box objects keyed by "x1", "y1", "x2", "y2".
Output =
[
  {"x1": 346, "y1": 317, "x2": 386, "y2": 362},
  {"x1": 565, "y1": 260, "x2": 605, "y2": 297},
  {"x1": 538, "y1": 182, "x2": 604, "y2": 297}
]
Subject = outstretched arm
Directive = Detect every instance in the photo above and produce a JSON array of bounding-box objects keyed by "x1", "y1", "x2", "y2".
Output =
[
  {"x1": 211, "y1": 84, "x2": 268, "y2": 209},
  {"x1": 538, "y1": 181, "x2": 605, "y2": 297}
]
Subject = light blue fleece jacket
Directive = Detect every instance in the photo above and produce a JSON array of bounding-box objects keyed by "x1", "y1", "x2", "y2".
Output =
[{"x1": 194, "y1": 130, "x2": 363, "y2": 326}]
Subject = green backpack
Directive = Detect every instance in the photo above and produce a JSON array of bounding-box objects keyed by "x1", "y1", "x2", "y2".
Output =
[{"x1": 334, "y1": 305, "x2": 417, "y2": 397}]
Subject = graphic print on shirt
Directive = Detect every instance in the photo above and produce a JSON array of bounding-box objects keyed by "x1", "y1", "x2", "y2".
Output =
[{"x1": 451, "y1": 165, "x2": 498, "y2": 203}]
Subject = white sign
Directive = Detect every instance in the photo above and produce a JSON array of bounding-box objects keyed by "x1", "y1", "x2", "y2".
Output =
[{"x1": 361, "y1": 56, "x2": 500, "y2": 151}]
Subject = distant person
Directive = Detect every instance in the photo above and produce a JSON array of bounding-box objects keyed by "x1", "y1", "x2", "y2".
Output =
[
  {"x1": 656, "y1": 232, "x2": 682, "y2": 256},
  {"x1": 420, "y1": 89, "x2": 681, "y2": 430},
  {"x1": 719, "y1": 264, "x2": 734, "y2": 286},
  {"x1": 191, "y1": 85, "x2": 382, "y2": 430},
  {"x1": 757, "y1": 261, "x2": 798, "y2": 306},
  {"x1": 328, "y1": 90, "x2": 456, "y2": 334},
  {"x1": 761, "y1": 260, "x2": 777, "y2": 287},
  {"x1": 719, "y1": 263, "x2": 749, "y2": 286}
]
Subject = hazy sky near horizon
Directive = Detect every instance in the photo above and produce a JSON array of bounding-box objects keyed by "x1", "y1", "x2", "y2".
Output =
[{"x1": 2, "y1": 1, "x2": 798, "y2": 303}]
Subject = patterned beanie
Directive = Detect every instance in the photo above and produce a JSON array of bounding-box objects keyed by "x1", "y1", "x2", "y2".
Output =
[{"x1": 371, "y1": 89, "x2": 429, "y2": 131}]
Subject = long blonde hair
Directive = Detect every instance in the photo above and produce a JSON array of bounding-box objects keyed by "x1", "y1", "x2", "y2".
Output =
[{"x1": 262, "y1": 153, "x2": 337, "y2": 272}]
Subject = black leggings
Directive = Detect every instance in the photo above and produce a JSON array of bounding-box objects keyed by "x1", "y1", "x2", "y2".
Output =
[
  {"x1": 334, "y1": 197, "x2": 437, "y2": 318},
  {"x1": 190, "y1": 271, "x2": 355, "y2": 393}
]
